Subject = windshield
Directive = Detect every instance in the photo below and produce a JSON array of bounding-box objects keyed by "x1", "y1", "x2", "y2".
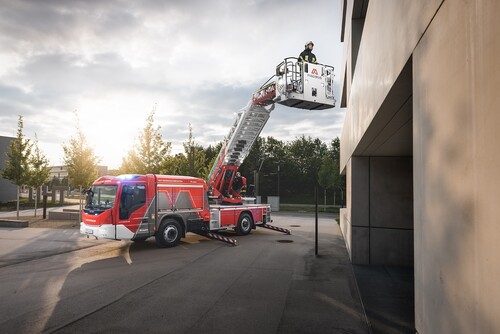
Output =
[{"x1": 87, "y1": 185, "x2": 117, "y2": 210}]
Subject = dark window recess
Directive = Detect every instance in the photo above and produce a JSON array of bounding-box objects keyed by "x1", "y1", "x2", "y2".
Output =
[{"x1": 119, "y1": 184, "x2": 146, "y2": 219}]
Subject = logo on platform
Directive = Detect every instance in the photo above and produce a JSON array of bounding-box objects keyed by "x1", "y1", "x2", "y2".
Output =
[{"x1": 307, "y1": 67, "x2": 321, "y2": 79}]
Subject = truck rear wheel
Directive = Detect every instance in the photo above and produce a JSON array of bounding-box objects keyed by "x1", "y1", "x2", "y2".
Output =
[
  {"x1": 235, "y1": 213, "x2": 253, "y2": 236},
  {"x1": 155, "y1": 219, "x2": 182, "y2": 248}
]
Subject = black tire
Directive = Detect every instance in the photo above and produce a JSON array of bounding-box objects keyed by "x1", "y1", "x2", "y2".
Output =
[
  {"x1": 235, "y1": 213, "x2": 253, "y2": 236},
  {"x1": 155, "y1": 219, "x2": 182, "y2": 248}
]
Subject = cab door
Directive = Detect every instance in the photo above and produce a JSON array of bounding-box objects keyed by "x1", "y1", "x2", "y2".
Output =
[{"x1": 118, "y1": 183, "x2": 148, "y2": 238}]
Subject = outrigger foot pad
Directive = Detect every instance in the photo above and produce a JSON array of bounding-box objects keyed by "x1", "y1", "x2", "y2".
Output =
[
  {"x1": 194, "y1": 231, "x2": 238, "y2": 246},
  {"x1": 261, "y1": 224, "x2": 291, "y2": 235}
]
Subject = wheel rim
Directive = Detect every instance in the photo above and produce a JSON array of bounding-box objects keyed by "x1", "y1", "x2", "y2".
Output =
[
  {"x1": 163, "y1": 225, "x2": 178, "y2": 243},
  {"x1": 241, "y1": 217, "x2": 251, "y2": 232}
]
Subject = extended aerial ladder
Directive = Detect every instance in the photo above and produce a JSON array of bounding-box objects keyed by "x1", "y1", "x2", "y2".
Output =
[{"x1": 207, "y1": 57, "x2": 335, "y2": 205}]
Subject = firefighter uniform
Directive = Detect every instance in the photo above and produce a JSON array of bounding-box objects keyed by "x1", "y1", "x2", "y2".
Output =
[{"x1": 299, "y1": 41, "x2": 317, "y2": 63}]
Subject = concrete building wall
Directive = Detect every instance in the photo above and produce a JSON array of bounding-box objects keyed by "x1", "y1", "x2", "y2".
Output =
[
  {"x1": 0, "y1": 136, "x2": 17, "y2": 202},
  {"x1": 343, "y1": 157, "x2": 370, "y2": 264},
  {"x1": 340, "y1": 0, "x2": 418, "y2": 267},
  {"x1": 341, "y1": 156, "x2": 413, "y2": 266},
  {"x1": 340, "y1": 0, "x2": 442, "y2": 168},
  {"x1": 413, "y1": 1, "x2": 500, "y2": 333},
  {"x1": 370, "y1": 157, "x2": 413, "y2": 266},
  {"x1": 340, "y1": 0, "x2": 500, "y2": 333}
]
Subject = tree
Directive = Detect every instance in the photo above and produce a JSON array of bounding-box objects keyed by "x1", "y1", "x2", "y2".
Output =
[
  {"x1": 119, "y1": 109, "x2": 171, "y2": 174},
  {"x1": 162, "y1": 154, "x2": 188, "y2": 176},
  {"x1": 318, "y1": 155, "x2": 336, "y2": 211},
  {"x1": 26, "y1": 135, "x2": 51, "y2": 216},
  {"x1": 50, "y1": 175, "x2": 60, "y2": 186},
  {"x1": 203, "y1": 142, "x2": 222, "y2": 169},
  {"x1": 1, "y1": 116, "x2": 32, "y2": 219},
  {"x1": 183, "y1": 124, "x2": 208, "y2": 178},
  {"x1": 239, "y1": 137, "x2": 265, "y2": 196},
  {"x1": 286, "y1": 135, "x2": 327, "y2": 198},
  {"x1": 239, "y1": 135, "x2": 340, "y2": 203},
  {"x1": 329, "y1": 137, "x2": 346, "y2": 206},
  {"x1": 161, "y1": 124, "x2": 209, "y2": 178},
  {"x1": 62, "y1": 126, "x2": 99, "y2": 215}
]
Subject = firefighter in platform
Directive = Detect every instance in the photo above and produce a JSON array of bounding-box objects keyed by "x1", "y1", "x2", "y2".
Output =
[{"x1": 298, "y1": 41, "x2": 317, "y2": 63}]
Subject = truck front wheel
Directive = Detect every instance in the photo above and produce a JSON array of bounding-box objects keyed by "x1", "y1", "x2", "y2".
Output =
[
  {"x1": 235, "y1": 213, "x2": 253, "y2": 236},
  {"x1": 155, "y1": 219, "x2": 182, "y2": 248}
]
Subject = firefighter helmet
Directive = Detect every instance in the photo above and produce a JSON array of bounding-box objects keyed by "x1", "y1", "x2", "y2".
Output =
[{"x1": 305, "y1": 41, "x2": 314, "y2": 48}]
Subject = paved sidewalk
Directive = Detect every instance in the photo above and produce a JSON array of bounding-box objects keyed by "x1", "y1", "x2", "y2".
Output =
[
  {"x1": 271, "y1": 212, "x2": 370, "y2": 333},
  {"x1": 353, "y1": 265, "x2": 415, "y2": 334}
]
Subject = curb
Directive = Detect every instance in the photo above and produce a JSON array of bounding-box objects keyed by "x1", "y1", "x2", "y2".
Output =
[{"x1": 0, "y1": 219, "x2": 29, "y2": 228}]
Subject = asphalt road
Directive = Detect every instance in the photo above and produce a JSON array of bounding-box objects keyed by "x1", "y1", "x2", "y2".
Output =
[{"x1": 0, "y1": 212, "x2": 369, "y2": 334}]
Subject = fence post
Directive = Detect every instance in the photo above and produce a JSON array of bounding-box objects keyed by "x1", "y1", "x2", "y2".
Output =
[{"x1": 315, "y1": 186, "x2": 318, "y2": 256}]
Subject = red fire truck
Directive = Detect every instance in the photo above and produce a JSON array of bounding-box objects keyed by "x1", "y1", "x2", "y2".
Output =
[
  {"x1": 80, "y1": 57, "x2": 335, "y2": 247},
  {"x1": 80, "y1": 174, "x2": 276, "y2": 247}
]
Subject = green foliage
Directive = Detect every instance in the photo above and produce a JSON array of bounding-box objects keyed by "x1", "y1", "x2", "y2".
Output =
[
  {"x1": 1, "y1": 116, "x2": 32, "y2": 218},
  {"x1": 204, "y1": 142, "x2": 222, "y2": 168},
  {"x1": 161, "y1": 124, "x2": 209, "y2": 178},
  {"x1": 119, "y1": 110, "x2": 171, "y2": 174},
  {"x1": 238, "y1": 135, "x2": 344, "y2": 202},
  {"x1": 162, "y1": 153, "x2": 188, "y2": 176},
  {"x1": 318, "y1": 155, "x2": 336, "y2": 190},
  {"x1": 48, "y1": 175, "x2": 60, "y2": 186},
  {"x1": 182, "y1": 123, "x2": 208, "y2": 178},
  {"x1": 26, "y1": 135, "x2": 51, "y2": 191},
  {"x1": 1, "y1": 116, "x2": 32, "y2": 187},
  {"x1": 114, "y1": 111, "x2": 345, "y2": 203},
  {"x1": 62, "y1": 128, "x2": 99, "y2": 188},
  {"x1": 329, "y1": 137, "x2": 345, "y2": 192},
  {"x1": 286, "y1": 135, "x2": 327, "y2": 191},
  {"x1": 318, "y1": 137, "x2": 342, "y2": 190},
  {"x1": 238, "y1": 137, "x2": 265, "y2": 178},
  {"x1": 26, "y1": 134, "x2": 51, "y2": 216}
]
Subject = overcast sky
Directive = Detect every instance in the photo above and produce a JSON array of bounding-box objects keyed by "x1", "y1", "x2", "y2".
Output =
[{"x1": 0, "y1": 0, "x2": 344, "y2": 169}]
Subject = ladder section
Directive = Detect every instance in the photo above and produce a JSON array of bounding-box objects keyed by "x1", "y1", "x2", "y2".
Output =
[
  {"x1": 224, "y1": 102, "x2": 272, "y2": 166},
  {"x1": 207, "y1": 101, "x2": 273, "y2": 204},
  {"x1": 206, "y1": 56, "x2": 335, "y2": 204}
]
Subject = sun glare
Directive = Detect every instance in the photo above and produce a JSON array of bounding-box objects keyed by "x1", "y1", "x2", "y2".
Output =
[{"x1": 75, "y1": 96, "x2": 154, "y2": 169}]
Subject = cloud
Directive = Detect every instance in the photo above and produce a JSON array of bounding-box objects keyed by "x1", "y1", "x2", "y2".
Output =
[{"x1": 0, "y1": 0, "x2": 344, "y2": 168}]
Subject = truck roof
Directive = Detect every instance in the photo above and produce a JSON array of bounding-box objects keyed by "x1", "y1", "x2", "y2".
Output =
[
  {"x1": 93, "y1": 174, "x2": 207, "y2": 186},
  {"x1": 153, "y1": 174, "x2": 206, "y2": 185}
]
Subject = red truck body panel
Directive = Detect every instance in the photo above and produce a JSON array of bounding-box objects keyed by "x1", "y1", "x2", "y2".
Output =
[{"x1": 80, "y1": 174, "x2": 271, "y2": 244}]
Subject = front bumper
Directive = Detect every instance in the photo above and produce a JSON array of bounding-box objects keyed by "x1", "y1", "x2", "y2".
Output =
[{"x1": 80, "y1": 222, "x2": 115, "y2": 239}]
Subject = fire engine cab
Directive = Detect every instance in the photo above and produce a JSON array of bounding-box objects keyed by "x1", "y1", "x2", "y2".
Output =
[{"x1": 81, "y1": 57, "x2": 335, "y2": 247}]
